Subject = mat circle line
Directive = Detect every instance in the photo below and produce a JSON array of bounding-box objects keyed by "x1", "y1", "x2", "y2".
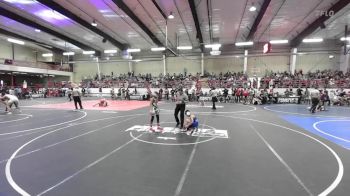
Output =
[
  {"x1": 0, "y1": 114, "x2": 32, "y2": 124},
  {"x1": 209, "y1": 114, "x2": 343, "y2": 196},
  {"x1": 313, "y1": 120, "x2": 350, "y2": 143},
  {"x1": 264, "y1": 105, "x2": 350, "y2": 119}
]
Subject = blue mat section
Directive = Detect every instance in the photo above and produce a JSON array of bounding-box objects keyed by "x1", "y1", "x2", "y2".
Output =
[{"x1": 281, "y1": 115, "x2": 350, "y2": 150}]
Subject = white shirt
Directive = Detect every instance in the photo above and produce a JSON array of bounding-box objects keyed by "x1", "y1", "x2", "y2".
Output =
[
  {"x1": 210, "y1": 89, "x2": 218, "y2": 97},
  {"x1": 4, "y1": 94, "x2": 18, "y2": 101},
  {"x1": 310, "y1": 89, "x2": 320, "y2": 98}
]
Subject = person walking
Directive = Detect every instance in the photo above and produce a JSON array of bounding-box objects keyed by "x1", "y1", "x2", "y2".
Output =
[
  {"x1": 174, "y1": 88, "x2": 188, "y2": 129},
  {"x1": 310, "y1": 88, "x2": 320, "y2": 113},
  {"x1": 297, "y1": 87, "x2": 303, "y2": 104},
  {"x1": 72, "y1": 86, "x2": 83, "y2": 110},
  {"x1": 67, "y1": 88, "x2": 72, "y2": 101},
  {"x1": 210, "y1": 87, "x2": 218, "y2": 109}
]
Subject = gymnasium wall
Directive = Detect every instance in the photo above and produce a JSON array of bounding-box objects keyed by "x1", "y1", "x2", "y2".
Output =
[
  {"x1": 166, "y1": 57, "x2": 201, "y2": 74},
  {"x1": 133, "y1": 60, "x2": 163, "y2": 75},
  {"x1": 73, "y1": 53, "x2": 341, "y2": 82},
  {"x1": 0, "y1": 40, "x2": 12, "y2": 59},
  {"x1": 73, "y1": 61, "x2": 129, "y2": 82},
  {"x1": 205, "y1": 57, "x2": 243, "y2": 74},
  {"x1": 0, "y1": 39, "x2": 52, "y2": 62},
  {"x1": 295, "y1": 53, "x2": 340, "y2": 72},
  {"x1": 247, "y1": 55, "x2": 289, "y2": 76}
]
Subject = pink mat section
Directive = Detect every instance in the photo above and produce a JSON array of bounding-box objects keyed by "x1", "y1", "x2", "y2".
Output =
[{"x1": 29, "y1": 100, "x2": 150, "y2": 111}]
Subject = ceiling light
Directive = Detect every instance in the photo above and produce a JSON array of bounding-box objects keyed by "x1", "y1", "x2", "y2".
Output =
[
  {"x1": 4, "y1": 0, "x2": 35, "y2": 4},
  {"x1": 7, "y1": 38, "x2": 24, "y2": 45},
  {"x1": 63, "y1": 52, "x2": 75, "y2": 56},
  {"x1": 210, "y1": 51, "x2": 221, "y2": 55},
  {"x1": 134, "y1": 59, "x2": 142, "y2": 62},
  {"x1": 302, "y1": 38, "x2": 323, "y2": 43},
  {"x1": 104, "y1": 49, "x2": 117, "y2": 54},
  {"x1": 151, "y1": 47, "x2": 166, "y2": 51},
  {"x1": 205, "y1": 44, "x2": 222, "y2": 50},
  {"x1": 340, "y1": 37, "x2": 350, "y2": 41},
  {"x1": 329, "y1": 55, "x2": 334, "y2": 59},
  {"x1": 42, "y1": 53, "x2": 53, "y2": 57},
  {"x1": 36, "y1": 10, "x2": 67, "y2": 20},
  {"x1": 235, "y1": 41, "x2": 253, "y2": 46},
  {"x1": 106, "y1": 57, "x2": 110, "y2": 60},
  {"x1": 83, "y1": 51, "x2": 95, "y2": 55},
  {"x1": 35, "y1": 29, "x2": 41, "y2": 32},
  {"x1": 249, "y1": 6, "x2": 256, "y2": 12},
  {"x1": 177, "y1": 46, "x2": 192, "y2": 50},
  {"x1": 269, "y1": 40, "x2": 289, "y2": 44},
  {"x1": 168, "y1": 12, "x2": 174, "y2": 19},
  {"x1": 91, "y1": 20, "x2": 97, "y2": 27},
  {"x1": 127, "y1": 48, "x2": 141, "y2": 53}
]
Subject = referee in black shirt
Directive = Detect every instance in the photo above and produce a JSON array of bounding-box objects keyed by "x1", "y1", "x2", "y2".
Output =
[{"x1": 174, "y1": 88, "x2": 188, "y2": 129}]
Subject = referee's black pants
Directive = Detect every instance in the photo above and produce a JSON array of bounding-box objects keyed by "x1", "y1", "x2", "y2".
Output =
[
  {"x1": 310, "y1": 98, "x2": 319, "y2": 113},
  {"x1": 174, "y1": 104, "x2": 185, "y2": 128},
  {"x1": 73, "y1": 96, "x2": 83, "y2": 109}
]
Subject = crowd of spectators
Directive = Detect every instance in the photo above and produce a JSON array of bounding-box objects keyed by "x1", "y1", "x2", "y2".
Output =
[
  {"x1": 81, "y1": 71, "x2": 252, "y2": 90},
  {"x1": 261, "y1": 69, "x2": 350, "y2": 88}
]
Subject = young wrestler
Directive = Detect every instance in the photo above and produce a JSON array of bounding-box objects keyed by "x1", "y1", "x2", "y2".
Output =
[
  {"x1": 93, "y1": 98, "x2": 108, "y2": 107},
  {"x1": 149, "y1": 92, "x2": 163, "y2": 132},
  {"x1": 0, "y1": 92, "x2": 20, "y2": 113},
  {"x1": 183, "y1": 110, "x2": 199, "y2": 134}
]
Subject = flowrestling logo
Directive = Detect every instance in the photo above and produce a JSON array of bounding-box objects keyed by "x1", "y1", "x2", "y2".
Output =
[{"x1": 316, "y1": 10, "x2": 335, "y2": 17}]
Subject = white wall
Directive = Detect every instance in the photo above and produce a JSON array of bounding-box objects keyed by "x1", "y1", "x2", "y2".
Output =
[
  {"x1": 0, "y1": 40, "x2": 12, "y2": 59},
  {"x1": 0, "y1": 39, "x2": 53, "y2": 62},
  {"x1": 167, "y1": 56, "x2": 201, "y2": 74},
  {"x1": 133, "y1": 60, "x2": 163, "y2": 75},
  {"x1": 296, "y1": 53, "x2": 339, "y2": 72},
  {"x1": 73, "y1": 61, "x2": 129, "y2": 82},
  {"x1": 248, "y1": 55, "x2": 289, "y2": 76},
  {"x1": 13, "y1": 44, "x2": 36, "y2": 62},
  {"x1": 205, "y1": 57, "x2": 243, "y2": 74}
]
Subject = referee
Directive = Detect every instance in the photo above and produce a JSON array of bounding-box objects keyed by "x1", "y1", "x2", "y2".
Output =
[
  {"x1": 310, "y1": 88, "x2": 320, "y2": 113},
  {"x1": 72, "y1": 86, "x2": 83, "y2": 110},
  {"x1": 174, "y1": 88, "x2": 188, "y2": 129}
]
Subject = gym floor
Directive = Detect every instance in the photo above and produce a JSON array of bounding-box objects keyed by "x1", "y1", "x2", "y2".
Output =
[{"x1": 0, "y1": 98, "x2": 350, "y2": 196}]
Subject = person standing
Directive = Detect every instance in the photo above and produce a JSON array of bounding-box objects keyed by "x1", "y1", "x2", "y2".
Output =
[
  {"x1": 171, "y1": 88, "x2": 175, "y2": 102},
  {"x1": 110, "y1": 87, "x2": 116, "y2": 100},
  {"x1": 310, "y1": 88, "x2": 320, "y2": 113},
  {"x1": 72, "y1": 86, "x2": 83, "y2": 110},
  {"x1": 149, "y1": 92, "x2": 163, "y2": 132},
  {"x1": 210, "y1": 87, "x2": 218, "y2": 109},
  {"x1": 174, "y1": 89, "x2": 188, "y2": 129},
  {"x1": 67, "y1": 88, "x2": 72, "y2": 101},
  {"x1": 159, "y1": 88, "x2": 163, "y2": 101},
  {"x1": 223, "y1": 87, "x2": 228, "y2": 103},
  {"x1": 82, "y1": 87, "x2": 86, "y2": 97},
  {"x1": 297, "y1": 87, "x2": 303, "y2": 104},
  {"x1": 304, "y1": 88, "x2": 310, "y2": 104},
  {"x1": 164, "y1": 88, "x2": 169, "y2": 100},
  {"x1": 98, "y1": 87, "x2": 103, "y2": 97}
]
